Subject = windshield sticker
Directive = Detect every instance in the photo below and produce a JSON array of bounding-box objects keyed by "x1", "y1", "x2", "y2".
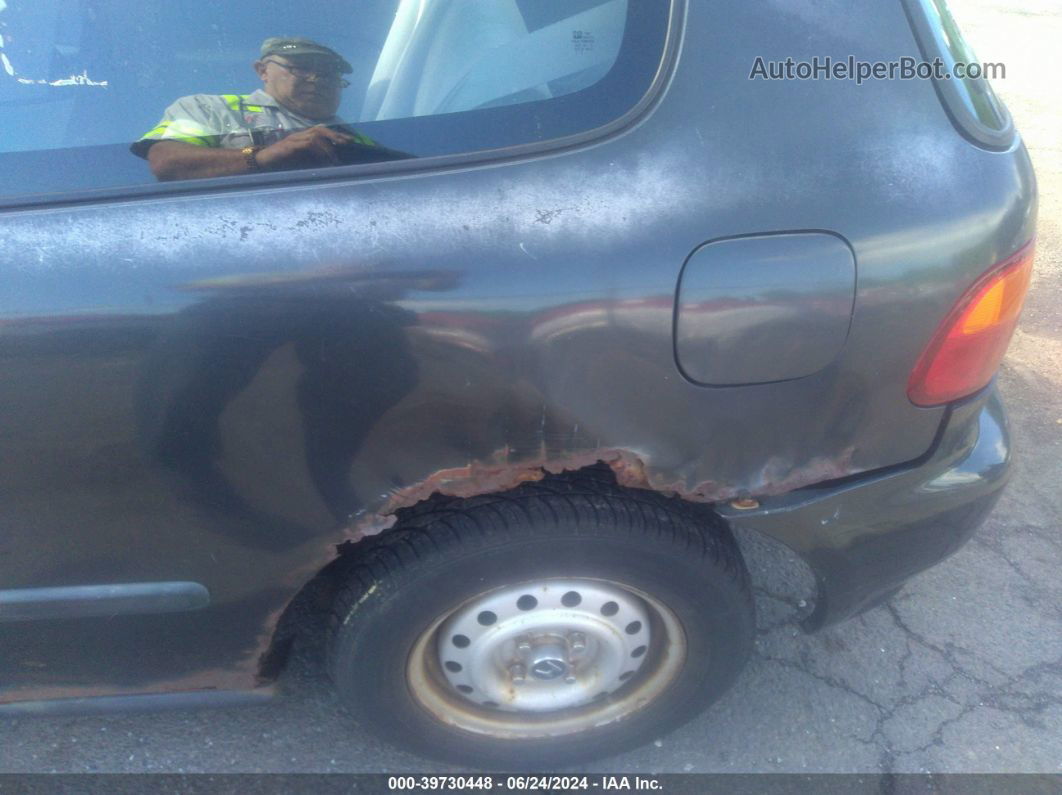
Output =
[
  {"x1": 572, "y1": 30, "x2": 595, "y2": 53},
  {"x1": 0, "y1": 4, "x2": 108, "y2": 87}
]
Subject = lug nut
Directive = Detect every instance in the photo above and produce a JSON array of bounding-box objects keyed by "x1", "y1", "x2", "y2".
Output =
[
  {"x1": 516, "y1": 638, "x2": 532, "y2": 654},
  {"x1": 564, "y1": 674, "x2": 577, "y2": 684},
  {"x1": 509, "y1": 663, "x2": 526, "y2": 685},
  {"x1": 569, "y1": 632, "x2": 586, "y2": 653}
]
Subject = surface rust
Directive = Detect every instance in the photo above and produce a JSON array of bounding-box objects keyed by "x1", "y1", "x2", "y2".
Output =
[
  {"x1": 344, "y1": 447, "x2": 861, "y2": 542},
  {"x1": 0, "y1": 671, "x2": 265, "y2": 706}
]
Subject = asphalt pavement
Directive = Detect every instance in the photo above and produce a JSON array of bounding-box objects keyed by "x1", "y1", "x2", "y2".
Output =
[{"x1": 0, "y1": 0, "x2": 1059, "y2": 777}]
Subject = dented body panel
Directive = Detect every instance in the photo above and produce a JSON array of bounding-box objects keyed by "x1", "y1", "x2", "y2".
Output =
[{"x1": 0, "y1": 0, "x2": 1036, "y2": 704}]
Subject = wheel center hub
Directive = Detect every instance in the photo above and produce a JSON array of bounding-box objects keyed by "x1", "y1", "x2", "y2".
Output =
[
  {"x1": 527, "y1": 641, "x2": 569, "y2": 681},
  {"x1": 530, "y1": 657, "x2": 567, "y2": 680}
]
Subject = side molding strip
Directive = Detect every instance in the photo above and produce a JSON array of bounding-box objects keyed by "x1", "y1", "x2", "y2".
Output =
[
  {"x1": 0, "y1": 582, "x2": 210, "y2": 622},
  {"x1": 0, "y1": 688, "x2": 272, "y2": 717}
]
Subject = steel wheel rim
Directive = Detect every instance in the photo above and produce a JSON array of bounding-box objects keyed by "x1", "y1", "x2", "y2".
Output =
[{"x1": 406, "y1": 577, "x2": 686, "y2": 738}]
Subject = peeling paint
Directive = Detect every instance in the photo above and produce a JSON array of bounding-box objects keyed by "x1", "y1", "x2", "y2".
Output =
[
  {"x1": 0, "y1": 670, "x2": 262, "y2": 705},
  {"x1": 0, "y1": 152, "x2": 689, "y2": 271},
  {"x1": 343, "y1": 448, "x2": 862, "y2": 542}
]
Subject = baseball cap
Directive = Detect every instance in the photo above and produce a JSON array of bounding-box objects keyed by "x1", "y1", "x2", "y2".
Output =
[{"x1": 260, "y1": 37, "x2": 353, "y2": 74}]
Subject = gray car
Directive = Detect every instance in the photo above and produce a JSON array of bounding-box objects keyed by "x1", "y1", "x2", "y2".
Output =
[{"x1": 0, "y1": 0, "x2": 1036, "y2": 768}]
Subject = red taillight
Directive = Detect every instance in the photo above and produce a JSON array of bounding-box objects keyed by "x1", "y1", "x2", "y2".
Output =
[{"x1": 907, "y1": 241, "x2": 1035, "y2": 407}]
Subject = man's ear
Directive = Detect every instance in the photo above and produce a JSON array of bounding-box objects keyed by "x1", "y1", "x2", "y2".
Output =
[{"x1": 253, "y1": 60, "x2": 269, "y2": 81}]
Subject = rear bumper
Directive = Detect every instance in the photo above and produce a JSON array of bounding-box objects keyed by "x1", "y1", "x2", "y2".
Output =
[{"x1": 720, "y1": 385, "x2": 1011, "y2": 630}]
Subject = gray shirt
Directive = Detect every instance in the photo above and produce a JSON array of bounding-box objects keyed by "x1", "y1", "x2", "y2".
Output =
[{"x1": 132, "y1": 89, "x2": 372, "y2": 158}]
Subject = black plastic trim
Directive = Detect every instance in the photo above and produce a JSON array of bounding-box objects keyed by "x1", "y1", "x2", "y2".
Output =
[{"x1": 720, "y1": 385, "x2": 1009, "y2": 631}]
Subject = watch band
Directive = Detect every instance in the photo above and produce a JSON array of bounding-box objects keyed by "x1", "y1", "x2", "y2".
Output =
[{"x1": 242, "y1": 145, "x2": 262, "y2": 172}]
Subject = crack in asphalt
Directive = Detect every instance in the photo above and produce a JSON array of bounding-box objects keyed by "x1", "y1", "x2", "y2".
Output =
[
  {"x1": 884, "y1": 602, "x2": 1013, "y2": 685},
  {"x1": 969, "y1": 535, "x2": 1040, "y2": 587},
  {"x1": 757, "y1": 652, "x2": 888, "y2": 728},
  {"x1": 748, "y1": 590, "x2": 1062, "y2": 774},
  {"x1": 1018, "y1": 525, "x2": 1062, "y2": 554}
]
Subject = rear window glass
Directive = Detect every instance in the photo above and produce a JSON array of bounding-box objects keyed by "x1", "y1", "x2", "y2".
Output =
[{"x1": 0, "y1": 0, "x2": 669, "y2": 200}]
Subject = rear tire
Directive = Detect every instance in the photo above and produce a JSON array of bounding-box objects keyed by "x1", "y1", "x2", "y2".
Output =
[{"x1": 328, "y1": 476, "x2": 754, "y2": 767}]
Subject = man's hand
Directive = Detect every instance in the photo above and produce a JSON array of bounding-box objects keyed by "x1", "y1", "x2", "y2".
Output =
[{"x1": 255, "y1": 125, "x2": 356, "y2": 171}]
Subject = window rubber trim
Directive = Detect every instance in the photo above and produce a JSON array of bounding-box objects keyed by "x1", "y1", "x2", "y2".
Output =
[{"x1": 899, "y1": 0, "x2": 1015, "y2": 152}]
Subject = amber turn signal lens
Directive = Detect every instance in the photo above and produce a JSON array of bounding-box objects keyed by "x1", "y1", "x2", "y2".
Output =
[{"x1": 907, "y1": 241, "x2": 1035, "y2": 407}]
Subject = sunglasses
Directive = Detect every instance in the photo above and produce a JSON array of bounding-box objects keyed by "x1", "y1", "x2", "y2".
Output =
[{"x1": 264, "y1": 59, "x2": 350, "y2": 88}]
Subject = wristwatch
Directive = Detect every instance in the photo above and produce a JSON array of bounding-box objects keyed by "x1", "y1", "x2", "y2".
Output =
[{"x1": 242, "y1": 145, "x2": 263, "y2": 172}]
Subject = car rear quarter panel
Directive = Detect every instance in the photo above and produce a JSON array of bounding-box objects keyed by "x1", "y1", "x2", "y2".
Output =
[{"x1": 0, "y1": 0, "x2": 1036, "y2": 698}]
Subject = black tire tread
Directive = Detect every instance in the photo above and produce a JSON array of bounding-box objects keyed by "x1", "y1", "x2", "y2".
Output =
[{"x1": 326, "y1": 473, "x2": 751, "y2": 680}]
